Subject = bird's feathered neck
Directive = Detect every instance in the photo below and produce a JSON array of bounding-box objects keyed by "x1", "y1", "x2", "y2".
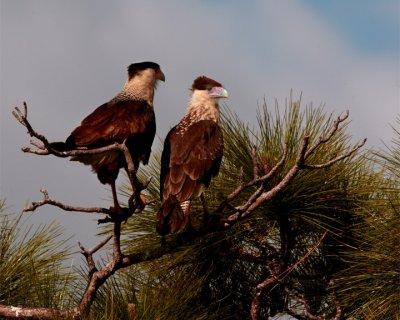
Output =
[
  {"x1": 111, "y1": 69, "x2": 158, "y2": 107},
  {"x1": 186, "y1": 90, "x2": 220, "y2": 123},
  {"x1": 174, "y1": 90, "x2": 220, "y2": 134}
]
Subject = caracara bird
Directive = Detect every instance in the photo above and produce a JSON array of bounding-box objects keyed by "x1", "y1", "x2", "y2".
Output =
[
  {"x1": 157, "y1": 76, "x2": 228, "y2": 235},
  {"x1": 51, "y1": 61, "x2": 165, "y2": 211}
]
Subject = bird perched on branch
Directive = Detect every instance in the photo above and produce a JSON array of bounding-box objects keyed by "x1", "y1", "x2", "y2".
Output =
[
  {"x1": 51, "y1": 61, "x2": 165, "y2": 211},
  {"x1": 157, "y1": 76, "x2": 228, "y2": 235}
]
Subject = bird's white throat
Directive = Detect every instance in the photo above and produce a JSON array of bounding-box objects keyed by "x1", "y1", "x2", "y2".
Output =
[{"x1": 186, "y1": 90, "x2": 220, "y2": 122}]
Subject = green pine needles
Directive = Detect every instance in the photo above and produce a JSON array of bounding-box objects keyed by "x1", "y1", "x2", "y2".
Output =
[{"x1": 3, "y1": 96, "x2": 398, "y2": 319}]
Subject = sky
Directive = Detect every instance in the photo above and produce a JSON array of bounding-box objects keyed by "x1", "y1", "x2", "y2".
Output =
[{"x1": 1, "y1": 1, "x2": 399, "y2": 263}]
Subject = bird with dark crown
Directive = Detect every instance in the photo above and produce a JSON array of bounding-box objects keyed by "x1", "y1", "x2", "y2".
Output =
[
  {"x1": 51, "y1": 61, "x2": 165, "y2": 212},
  {"x1": 157, "y1": 76, "x2": 228, "y2": 235}
]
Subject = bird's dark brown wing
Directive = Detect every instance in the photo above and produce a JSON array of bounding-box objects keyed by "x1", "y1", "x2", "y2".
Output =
[
  {"x1": 160, "y1": 120, "x2": 223, "y2": 202},
  {"x1": 67, "y1": 100, "x2": 156, "y2": 180},
  {"x1": 68, "y1": 100, "x2": 155, "y2": 148}
]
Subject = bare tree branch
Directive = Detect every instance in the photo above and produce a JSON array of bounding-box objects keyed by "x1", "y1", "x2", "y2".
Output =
[
  {"x1": 78, "y1": 235, "x2": 113, "y2": 276},
  {"x1": 304, "y1": 110, "x2": 349, "y2": 159},
  {"x1": 13, "y1": 103, "x2": 136, "y2": 168},
  {"x1": 217, "y1": 144, "x2": 288, "y2": 213},
  {"x1": 0, "y1": 304, "x2": 78, "y2": 319},
  {"x1": 222, "y1": 113, "x2": 366, "y2": 228},
  {"x1": 224, "y1": 137, "x2": 309, "y2": 227},
  {"x1": 302, "y1": 138, "x2": 366, "y2": 169},
  {"x1": 24, "y1": 189, "x2": 111, "y2": 215},
  {"x1": 11, "y1": 102, "x2": 150, "y2": 316},
  {"x1": 12, "y1": 103, "x2": 55, "y2": 154}
]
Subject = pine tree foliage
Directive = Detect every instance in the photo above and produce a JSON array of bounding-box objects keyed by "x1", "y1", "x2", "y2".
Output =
[
  {"x1": 4, "y1": 97, "x2": 397, "y2": 319},
  {"x1": 0, "y1": 201, "x2": 76, "y2": 311},
  {"x1": 104, "y1": 96, "x2": 376, "y2": 319},
  {"x1": 335, "y1": 117, "x2": 400, "y2": 320}
]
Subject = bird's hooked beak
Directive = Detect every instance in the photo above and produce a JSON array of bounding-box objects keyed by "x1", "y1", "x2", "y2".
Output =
[
  {"x1": 157, "y1": 68, "x2": 166, "y2": 82},
  {"x1": 209, "y1": 86, "x2": 228, "y2": 99}
]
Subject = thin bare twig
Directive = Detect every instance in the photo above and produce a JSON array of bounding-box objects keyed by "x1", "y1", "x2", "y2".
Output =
[
  {"x1": 304, "y1": 110, "x2": 349, "y2": 159},
  {"x1": 24, "y1": 189, "x2": 111, "y2": 215},
  {"x1": 330, "y1": 280, "x2": 344, "y2": 320},
  {"x1": 224, "y1": 137, "x2": 308, "y2": 227},
  {"x1": 217, "y1": 144, "x2": 288, "y2": 213},
  {"x1": 302, "y1": 138, "x2": 366, "y2": 169},
  {"x1": 78, "y1": 235, "x2": 113, "y2": 276}
]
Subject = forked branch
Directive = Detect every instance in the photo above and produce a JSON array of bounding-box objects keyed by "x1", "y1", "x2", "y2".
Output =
[{"x1": 222, "y1": 114, "x2": 366, "y2": 227}]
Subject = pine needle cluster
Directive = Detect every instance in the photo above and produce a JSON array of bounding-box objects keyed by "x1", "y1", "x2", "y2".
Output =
[{"x1": 0, "y1": 202, "x2": 76, "y2": 311}]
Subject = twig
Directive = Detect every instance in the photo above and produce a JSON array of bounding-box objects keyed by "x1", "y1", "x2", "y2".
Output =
[
  {"x1": 304, "y1": 110, "x2": 349, "y2": 159},
  {"x1": 13, "y1": 104, "x2": 139, "y2": 179},
  {"x1": 302, "y1": 138, "x2": 366, "y2": 169},
  {"x1": 78, "y1": 235, "x2": 113, "y2": 276},
  {"x1": 24, "y1": 189, "x2": 111, "y2": 215},
  {"x1": 217, "y1": 144, "x2": 288, "y2": 213}
]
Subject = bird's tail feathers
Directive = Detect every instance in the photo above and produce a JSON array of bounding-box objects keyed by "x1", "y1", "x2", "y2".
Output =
[{"x1": 157, "y1": 196, "x2": 190, "y2": 236}]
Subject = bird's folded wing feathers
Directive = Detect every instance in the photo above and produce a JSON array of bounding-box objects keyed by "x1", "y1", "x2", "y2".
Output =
[
  {"x1": 161, "y1": 120, "x2": 223, "y2": 202},
  {"x1": 69, "y1": 100, "x2": 155, "y2": 148}
]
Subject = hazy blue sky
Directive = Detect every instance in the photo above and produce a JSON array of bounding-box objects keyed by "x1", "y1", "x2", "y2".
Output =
[{"x1": 1, "y1": 1, "x2": 399, "y2": 265}]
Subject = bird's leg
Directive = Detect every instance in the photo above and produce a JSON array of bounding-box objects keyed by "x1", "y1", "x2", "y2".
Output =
[
  {"x1": 110, "y1": 179, "x2": 122, "y2": 213},
  {"x1": 124, "y1": 166, "x2": 145, "y2": 210},
  {"x1": 200, "y1": 193, "x2": 210, "y2": 225}
]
